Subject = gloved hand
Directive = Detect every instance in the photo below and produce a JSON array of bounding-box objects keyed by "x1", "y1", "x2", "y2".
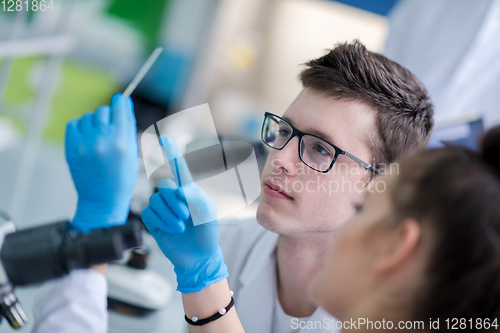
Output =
[
  {"x1": 66, "y1": 93, "x2": 139, "y2": 233},
  {"x1": 141, "y1": 136, "x2": 228, "y2": 293}
]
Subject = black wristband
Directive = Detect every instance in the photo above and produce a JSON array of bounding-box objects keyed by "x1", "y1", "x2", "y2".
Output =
[{"x1": 185, "y1": 296, "x2": 235, "y2": 326}]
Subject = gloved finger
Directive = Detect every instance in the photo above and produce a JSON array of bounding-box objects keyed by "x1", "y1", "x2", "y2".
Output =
[
  {"x1": 126, "y1": 96, "x2": 137, "y2": 126},
  {"x1": 110, "y1": 93, "x2": 132, "y2": 128},
  {"x1": 181, "y1": 184, "x2": 217, "y2": 225},
  {"x1": 142, "y1": 206, "x2": 177, "y2": 234},
  {"x1": 158, "y1": 186, "x2": 190, "y2": 221},
  {"x1": 159, "y1": 136, "x2": 194, "y2": 187},
  {"x1": 93, "y1": 105, "x2": 111, "y2": 127},
  {"x1": 78, "y1": 112, "x2": 95, "y2": 135},
  {"x1": 65, "y1": 119, "x2": 82, "y2": 150},
  {"x1": 149, "y1": 193, "x2": 185, "y2": 232}
]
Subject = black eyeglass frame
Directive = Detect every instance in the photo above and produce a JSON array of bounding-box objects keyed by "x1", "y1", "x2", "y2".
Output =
[{"x1": 261, "y1": 112, "x2": 381, "y2": 174}]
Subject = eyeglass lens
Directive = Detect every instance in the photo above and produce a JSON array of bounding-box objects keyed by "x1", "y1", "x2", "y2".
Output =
[{"x1": 262, "y1": 115, "x2": 335, "y2": 172}]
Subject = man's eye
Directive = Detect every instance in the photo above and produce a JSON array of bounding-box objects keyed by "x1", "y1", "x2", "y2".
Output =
[
  {"x1": 278, "y1": 129, "x2": 291, "y2": 137},
  {"x1": 314, "y1": 143, "x2": 332, "y2": 156}
]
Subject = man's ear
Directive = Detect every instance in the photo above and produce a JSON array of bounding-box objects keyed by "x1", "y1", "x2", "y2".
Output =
[{"x1": 373, "y1": 218, "x2": 421, "y2": 275}]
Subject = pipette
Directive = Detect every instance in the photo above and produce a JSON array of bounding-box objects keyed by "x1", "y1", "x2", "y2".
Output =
[{"x1": 122, "y1": 47, "x2": 163, "y2": 98}]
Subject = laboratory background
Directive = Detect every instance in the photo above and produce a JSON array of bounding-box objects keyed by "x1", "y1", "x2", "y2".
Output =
[{"x1": 0, "y1": 0, "x2": 499, "y2": 332}]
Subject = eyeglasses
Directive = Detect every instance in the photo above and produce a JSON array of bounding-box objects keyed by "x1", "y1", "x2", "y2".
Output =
[{"x1": 261, "y1": 112, "x2": 380, "y2": 174}]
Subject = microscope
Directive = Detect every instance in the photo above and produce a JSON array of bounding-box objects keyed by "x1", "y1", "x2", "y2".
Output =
[{"x1": 0, "y1": 210, "x2": 143, "y2": 329}]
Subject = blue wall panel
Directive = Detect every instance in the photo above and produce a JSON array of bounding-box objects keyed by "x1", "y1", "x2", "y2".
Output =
[{"x1": 331, "y1": 0, "x2": 399, "y2": 16}]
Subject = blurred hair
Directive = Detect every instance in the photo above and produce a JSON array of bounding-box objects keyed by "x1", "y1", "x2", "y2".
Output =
[
  {"x1": 391, "y1": 126, "x2": 500, "y2": 330},
  {"x1": 299, "y1": 40, "x2": 434, "y2": 166}
]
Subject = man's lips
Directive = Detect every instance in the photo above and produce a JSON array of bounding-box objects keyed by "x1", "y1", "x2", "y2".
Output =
[{"x1": 263, "y1": 179, "x2": 293, "y2": 200}]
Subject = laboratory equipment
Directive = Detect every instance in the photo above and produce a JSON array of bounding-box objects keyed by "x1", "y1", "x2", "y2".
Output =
[
  {"x1": 107, "y1": 248, "x2": 173, "y2": 316},
  {"x1": 0, "y1": 211, "x2": 143, "y2": 329}
]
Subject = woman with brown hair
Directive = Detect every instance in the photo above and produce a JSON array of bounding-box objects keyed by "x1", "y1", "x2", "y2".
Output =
[{"x1": 308, "y1": 126, "x2": 500, "y2": 332}]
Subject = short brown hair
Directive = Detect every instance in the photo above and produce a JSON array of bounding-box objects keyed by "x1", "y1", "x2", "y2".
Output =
[{"x1": 299, "y1": 40, "x2": 434, "y2": 167}]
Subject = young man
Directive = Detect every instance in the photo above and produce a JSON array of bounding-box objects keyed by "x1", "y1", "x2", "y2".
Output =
[{"x1": 142, "y1": 40, "x2": 434, "y2": 333}]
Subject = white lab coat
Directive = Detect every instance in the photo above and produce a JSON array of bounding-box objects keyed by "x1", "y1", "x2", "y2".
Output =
[
  {"x1": 219, "y1": 217, "x2": 337, "y2": 333},
  {"x1": 32, "y1": 269, "x2": 108, "y2": 333},
  {"x1": 384, "y1": 0, "x2": 500, "y2": 129}
]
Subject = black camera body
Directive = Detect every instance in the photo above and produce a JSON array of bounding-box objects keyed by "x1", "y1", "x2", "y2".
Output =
[{"x1": 0, "y1": 211, "x2": 142, "y2": 329}]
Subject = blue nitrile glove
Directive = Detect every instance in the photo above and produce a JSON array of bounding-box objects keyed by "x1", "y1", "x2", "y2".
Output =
[
  {"x1": 141, "y1": 136, "x2": 228, "y2": 293},
  {"x1": 66, "y1": 93, "x2": 139, "y2": 233}
]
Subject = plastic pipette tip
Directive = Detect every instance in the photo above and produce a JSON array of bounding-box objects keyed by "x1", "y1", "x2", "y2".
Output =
[{"x1": 122, "y1": 47, "x2": 164, "y2": 99}]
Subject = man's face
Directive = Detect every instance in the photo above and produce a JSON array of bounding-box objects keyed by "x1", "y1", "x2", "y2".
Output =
[{"x1": 256, "y1": 88, "x2": 377, "y2": 237}]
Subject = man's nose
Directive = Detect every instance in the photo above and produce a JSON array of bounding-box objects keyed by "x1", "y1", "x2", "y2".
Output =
[{"x1": 271, "y1": 137, "x2": 300, "y2": 175}]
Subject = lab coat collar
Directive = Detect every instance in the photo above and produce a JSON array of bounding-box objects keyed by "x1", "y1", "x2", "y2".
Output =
[
  {"x1": 234, "y1": 228, "x2": 338, "y2": 333},
  {"x1": 239, "y1": 229, "x2": 279, "y2": 286},
  {"x1": 236, "y1": 229, "x2": 279, "y2": 333}
]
